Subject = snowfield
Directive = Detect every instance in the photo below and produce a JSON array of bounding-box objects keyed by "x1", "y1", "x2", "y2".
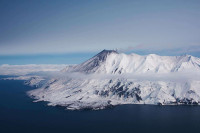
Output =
[{"x1": 2, "y1": 50, "x2": 200, "y2": 110}]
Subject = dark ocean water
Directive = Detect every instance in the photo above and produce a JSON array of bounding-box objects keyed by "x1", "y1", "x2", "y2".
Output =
[{"x1": 0, "y1": 76, "x2": 200, "y2": 133}]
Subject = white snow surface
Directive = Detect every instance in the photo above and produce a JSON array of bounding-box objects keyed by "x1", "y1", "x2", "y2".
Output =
[{"x1": 6, "y1": 50, "x2": 200, "y2": 110}]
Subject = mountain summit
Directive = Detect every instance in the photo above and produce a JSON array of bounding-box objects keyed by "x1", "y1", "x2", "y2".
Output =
[
  {"x1": 67, "y1": 49, "x2": 119, "y2": 73},
  {"x1": 95, "y1": 49, "x2": 118, "y2": 61}
]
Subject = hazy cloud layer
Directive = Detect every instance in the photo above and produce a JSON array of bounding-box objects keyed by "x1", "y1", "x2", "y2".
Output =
[
  {"x1": 44, "y1": 71, "x2": 200, "y2": 83},
  {"x1": 0, "y1": 64, "x2": 67, "y2": 75},
  {"x1": 1, "y1": 64, "x2": 200, "y2": 83}
]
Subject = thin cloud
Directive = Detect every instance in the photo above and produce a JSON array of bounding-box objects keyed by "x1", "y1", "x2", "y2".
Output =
[
  {"x1": 45, "y1": 71, "x2": 200, "y2": 83},
  {"x1": 119, "y1": 44, "x2": 200, "y2": 56}
]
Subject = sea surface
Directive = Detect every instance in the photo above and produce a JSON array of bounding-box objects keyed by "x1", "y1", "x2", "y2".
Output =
[{"x1": 1, "y1": 75, "x2": 200, "y2": 133}]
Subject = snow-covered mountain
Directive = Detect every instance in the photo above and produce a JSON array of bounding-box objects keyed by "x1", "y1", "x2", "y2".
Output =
[
  {"x1": 28, "y1": 50, "x2": 200, "y2": 110},
  {"x1": 63, "y1": 50, "x2": 200, "y2": 74}
]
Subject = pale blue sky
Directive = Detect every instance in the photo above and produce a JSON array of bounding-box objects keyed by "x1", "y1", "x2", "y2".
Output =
[{"x1": 0, "y1": 0, "x2": 200, "y2": 64}]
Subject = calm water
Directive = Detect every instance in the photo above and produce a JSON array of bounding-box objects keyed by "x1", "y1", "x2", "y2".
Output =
[{"x1": 0, "y1": 76, "x2": 200, "y2": 133}]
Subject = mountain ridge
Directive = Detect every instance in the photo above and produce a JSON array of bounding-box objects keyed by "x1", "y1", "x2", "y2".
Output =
[{"x1": 64, "y1": 49, "x2": 200, "y2": 74}]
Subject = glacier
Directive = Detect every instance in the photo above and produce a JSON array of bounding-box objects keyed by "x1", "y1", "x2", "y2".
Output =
[{"x1": 7, "y1": 50, "x2": 200, "y2": 110}]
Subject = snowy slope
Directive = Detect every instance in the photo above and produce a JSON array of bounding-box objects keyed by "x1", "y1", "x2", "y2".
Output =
[{"x1": 28, "y1": 50, "x2": 200, "y2": 110}]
